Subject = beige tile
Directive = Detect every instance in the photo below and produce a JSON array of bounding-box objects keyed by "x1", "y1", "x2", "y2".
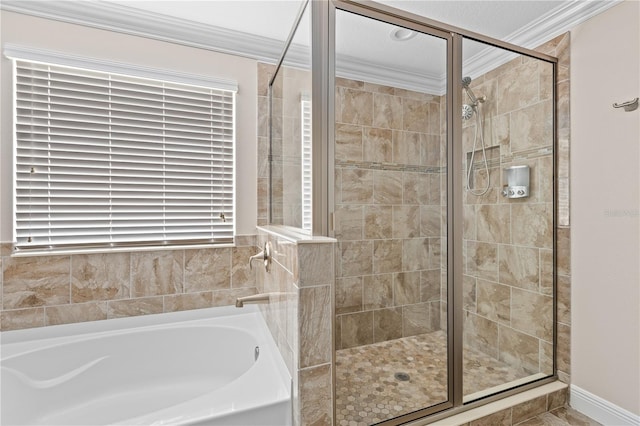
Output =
[
  {"x1": 341, "y1": 311, "x2": 373, "y2": 348},
  {"x1": 340, "y1": 241, "x2": 373, "y2": 277},
  {"x1": 341, "y1": 168, "x2": 373, "y2": 204},
  {"x1": 497, "y1": 60, "x2": 540, "y2": 115},
  {"x1": 470, "y1": 408, "x2": 511, "y2": 426},
  {"x1": 394, "y1": 271, "x2": 420, "y2": 305},
  {"x1": 403, "y1": 238, "x2": 431, "y2": 271},
  {"x1": 393, "y1": 131, "x2": 423, "y2": 166},
  {"x1": 403, "y1": 172, "x2": 430, "y2": 205},
  {"x1": 299, "y1": 285, "x2": 332, "y2": 367},
  {"x1": 421, "y1": 205, "x2": 442, "y2": 238},
  {"x1": 510, "y1": 100, "x2": 553, "y2": 152},
  {"x1": 403, "y1": 98, "x2": 430, "y2": 133},
  {"x1": 107, "y1": 297, "x2": 163, "y2": 319},
  {"x1": 557, "y1": 228, "x2": 570, "y2": 276},
  {"x1": 511, "y1": 204, "x2": 553, "y2": 249},
  {"x1": 422, "y1": 134, "x2": 441, "y2": 167},
  {"x1": 299, "y1": 364, "x2": 333, "y2": 426},
  {"x1": 212, "y1": 287, "x2": 257, "y2": 307},
  {"x1": 476, "y1": 279, "x2": 510, "y2": 324},
  {"x1": 540, "y1": 339, "x2": 554, "y2": 376},
  {"x1": 374, "y1": 170, "x2": 403, "y2": 204},
  {"x1": 373, "y1": 307, "x2": 403, "y2": 342},
  {"x1": 336, "y1": 277, "x2": 363, "y2": 314},
  {"x1": 463, "y1": 274, "x2": 477, "y2": 312},
  {"x1": 364, "y1": 205, "x2": 393, "y2": 239},
  {"x1": 402, "y1": 303, "x2": 433, "y2": 336},
  {"x1": 511, "y1": 288, "x2": 553, "y2": 341},
  {"x1": 71, "y1": 253, "x2": 130, "y2": 302},
  {"x1": 336, "y1": 123, "x2": 363, "y2": 161},
  {"x1": 163, "y1": 292, "x2": 212, "y2": 312},
  {"x1": 466, "y1": 241, "x2": 499, "y2": 282},
  {"x1": 393, "y1": 205, "x2": 420, "y2": 238},
  {"x1": 373, "y1": 239, "x2": 402, "y2": 275},
  {"x1": 184, "y1": 248, "x2": 229, "y2": 292},
  {"x1": 477, "y1": 204, "x2": 511, "y2": 244},
  {"x1": 298, "y1": 243, "x2": 334, "y2": 286},
  {"x1": 231, "y1": 246, "x2": 257, "y2": 288},
  {"x1": 512, "y1": 395, "x2": 548, "y2": 424},
  {"x1": 339, "y1": 87, "x2": 373, "y2": 126},
  {"x1": 45, "y1": 301, "x2": 107, "y2": 326},
  {"x1": 557, "y1": 323, "x2": 571, "y2": 375},
  {"x1": 539, "y1": 249, "x2": 554, "y2": 296},
  {"x1": 373, "y1": 92, "x2": 403, "y2": 129},
  {"x1": 464, "y1": 311, "x2": 499, "y2": 358},
  {"x1": 131, "y1": 250, "x2": 183, "y2": 297},
  {"x1": 2, "y1": 255, "x2": 70, "y2": 309},
  {"x1": 1, "y1": 307, "x2": 45, "y2": 331},
  {"x1": 421, "y1": 269, "x2": 441, "y2": 302},
  {"x1": 498, "y1": 325, "x2": 540, "y2": 374},
  {"x1": 363, "y1": 127, "x2": 393, "y2": 163},
  {"x1": 499, "y1": 245, "x2": 540, "y2": 291},
  {"x1": 362, "y1": 274, "x2": 392, "y2": 311},
  {"x1": 547, "y1": 388, "x2": 568, "y2": 411},
  {"x1": 557, "y1": 274, "x2": 571, "y2": 325},
  {"x1": 334, "y1": 205, "x2": 363, "y2": 241}
]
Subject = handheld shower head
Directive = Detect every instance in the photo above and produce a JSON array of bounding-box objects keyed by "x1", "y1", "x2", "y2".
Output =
[{"x1": 462, "y1": 76, "x2": 472, "y2": 88}]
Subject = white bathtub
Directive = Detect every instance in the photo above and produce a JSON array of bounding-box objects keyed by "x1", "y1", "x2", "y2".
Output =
[{"x1": 1, "y1": 305, "x2": 292, "y2": 426}]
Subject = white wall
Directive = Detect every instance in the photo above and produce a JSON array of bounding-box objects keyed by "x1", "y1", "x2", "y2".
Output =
[
  {"x1": 571, "y1": 0, "x2": 640, "y2": 419},
  {"x1": 0, "y1": 11, "x2": 258, "y2": 239}
]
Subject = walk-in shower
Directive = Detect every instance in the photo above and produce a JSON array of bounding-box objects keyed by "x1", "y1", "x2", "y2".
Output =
[{"x1": 267, "y1": 1, "x2": 557, "y2": 424}]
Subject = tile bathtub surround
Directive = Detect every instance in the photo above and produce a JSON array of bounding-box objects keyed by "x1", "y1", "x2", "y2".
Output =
[
  {"x1": 0, "y1": 238, "x2": 259, "y2": 331},
  {"x1": 256, "y1": 227, "x2": 335, "y2": 426}
]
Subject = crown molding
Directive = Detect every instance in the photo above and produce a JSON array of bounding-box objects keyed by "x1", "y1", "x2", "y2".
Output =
[{"x1": 1, "y1": 0, "x2": 622, "y2": 93}]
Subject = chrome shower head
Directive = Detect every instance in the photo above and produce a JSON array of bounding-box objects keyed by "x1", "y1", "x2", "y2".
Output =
[
  {"x1": 462, "y1": 76, "x2": 472, "y2": 88},
  {"x1": 462, "y1": 104, "x2": 474, "y2": 120}
]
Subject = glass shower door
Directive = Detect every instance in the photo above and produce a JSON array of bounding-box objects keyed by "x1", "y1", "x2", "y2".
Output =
[{"x1": 333, "y1": 7, "x2": 451, "y2": 424}]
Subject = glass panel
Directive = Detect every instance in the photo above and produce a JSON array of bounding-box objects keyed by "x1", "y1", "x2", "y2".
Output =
[
  {"x1": 461, "y1": 37, "x2": 555, "y2": 402},
  {"x1": 269, "y1": 2, "x2": 312, "y2": 230},
  {"x1": 334, "y1": 9, "x2": 448, "y2": 424}
]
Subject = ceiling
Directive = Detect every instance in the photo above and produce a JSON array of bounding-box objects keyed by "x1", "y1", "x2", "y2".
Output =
[{"x1": 1, "y1": 0, "x2": 620, "y2": 93}]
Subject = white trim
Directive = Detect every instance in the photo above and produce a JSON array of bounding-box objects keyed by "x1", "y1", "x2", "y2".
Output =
[
  {"x1": 0, "y1": 0, "x2": 621, "y2": 93},
  {"x1": 3, "y1": 43, "x2": 238, "y2": 92},
  {"x1": 570, "y1": 385, "x2": 640, "y2": 426}
]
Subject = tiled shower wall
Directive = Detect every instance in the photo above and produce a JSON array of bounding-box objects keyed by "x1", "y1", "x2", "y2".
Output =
[
  {"x1": 0, "y1": 239, "x2": 259, "y2": 331},
  {"x1": 333, "y1": 77, "x2": 447, "y2": 349}
]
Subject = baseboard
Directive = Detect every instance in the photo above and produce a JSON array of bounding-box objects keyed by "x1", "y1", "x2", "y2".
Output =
[{"x1": 570, "y1": 385, "x2": 640, "y2": 426}]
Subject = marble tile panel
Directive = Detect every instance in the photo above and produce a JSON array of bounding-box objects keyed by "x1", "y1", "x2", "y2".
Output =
[
  {"x1": 421, "y1": 269, "x2": 441, "y2": 302},
  {"x1": 336, "y1": 277, "x2": 363, "y2": 314},
  {"x1": 557, "y1": 274, "x2": 571, "y2": 325},
  {"x1": 164, "y1": 292, "x2": 213, "y2": 312},
  {"x1": 393, "y1": 131, "x2": 423, "y2": 166},
  {"x1": 402, "y1": 302, "x2": 432, "y2": 336},
  {"x1": 341, "y1": 168, "x2": 373, "y2": 204},
  {"x1": 1, "y1": 307, "x2": 45, "y2": 331},
  {"x1": 362, "y1": 274, "x2": 393, "y2": 310},
  {"x1": 477, "y1": 204, "x2": 511, "y2": 244},
  {"x1": 299, "y1": 364, "x2": 333, "y2": 426},
  {"x1": 231, "y1": 246, "x2": 257, "y2": 288},
  {"x1": 45, "y1": 301, "x2": 107, "y2": 326},
  {"x1": 335, "y1": 123, "x2": 363, "y2": 162},
  {"x1": 339, "y1": 87, "x2": 373, "y2": 126},
  {"x1": 107, "y1": 296, "x2": 163, "y2": 319},
  {"x1": 336, "y1": 77, "x2": 364, "y2": 89},
  {"x1": 464, "y1": 311, "x2": 499, "y2": 358},
  {"x1": 393, "y1": 205, "x2": 420, "y2": 239},
  {"x1": 476, "y1": 279, "x2": 510, "y2": 324},
  {"x1": 339, "y1": 240, "x2": 372, "y2": 277},
  {"x1": 465, "y1": 241, "x2": 499, "y2": 282},
  {"x1": 2, "y1": 255, "x2": 70, "y2": 309},
  {"x1": 497, "y1": 60, "x2": 540, "y2": 115},
  {"x1": 364, "y1": 205, "x2": 393, "y2": 239},
  {"x1": 512, "y1": 395, "x2": 548, "y2": 424},
  {"x1": 299, "y1": 285, "x2": 331, "y2": 367},
  {"x1": 499, "y1": 245, "x2": 540, "y2": 291},
  {"x1": 334, "y1": 205, "x2": 363, "y2": 241},
  {"x1": 298, "y1": 243, "x2": 334, "y2": 287},
  {"x1": 373, "y1": 307, "x2": 403, "y2": 342},
  {"x1": 403, "y1": 172, "x2": 430, "y2": 205},
  {"x1": 340, "y1": 311, "x2": 373, "y2": 349},
  {"x1": 463, "y1": 274, "x2": 477, "y2": 312},
  {"x1": 511, "y1": 101, "x2": 553, "y2": 153},
  {"x1": 363, "y1": 127, "x2": 393, "y2": 163},
  {"x1": 373, "y1": 92, "x2": 403, "y2": 130},
  {"x1": 373, "y1": 240, "x2": 402, "y2": 275},
  {"x1": 374, "y1": 170, "x2": 403, "y2": 204},
  {"x1": 403, "y1": 98, "x2": 430, "y2": 133},
  {"x1": 511, "y1": 288, "x2": 553, "y2": 341},
  {"x1": 547, "y1": 388, "x2": 568, "y2": 411},
  {"x1": 71, "y1": 253, "x2": 130, "y2": 302},
  {"x1": 511, "y1": 204, "x2": 553, "y2": 249},
  {"x1": 421, "y1": 205, "x2": 442, "y2": 238},
  {"x1": 469, "y1": 408, "x2": 511, "y2": 426},
  {"x1": 212, "y1": 287, "x2": 257, "y2": 307},
  {"x1": 557, "y1": 322, "x2": 571, "y2": 375},
  {"x1": 498, "y1": 325, "x2": 540, "y2": 374},
  {"x1": 539, "y1": 249, "x2": 554, "y2": 296},
  {"x1": 557, "y1": 227, "x2": 570, "y2": 276},
  {"x1": 183, "y1": 248, "x2": 228, "y2": 293},
  {"x1": 540, "y1": 339, "x2": 554, "y2": 376},
  {"x1": 402, "y1": 238, "x2": 430, "y2": 272},
  {"x1": 364, "y1": 82, "x2": 395, "y2": 94},
  {"x1": 394, "y1": 271, "x2": 421, "y2": 305},
  {"x1": 421, "y1": 134, "x2": 441, "y2": 167},
  {"x1": 131, "y1": 250, "x2": 184, "y2": 297}
]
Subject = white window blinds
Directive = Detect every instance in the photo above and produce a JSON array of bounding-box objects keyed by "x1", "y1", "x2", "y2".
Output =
[
  {"x1": 301, "y1": 96, "x2": 312, "y2": 232},
  {"x1": 12, "y1": 59, "x2": 235, "y2": 251}
]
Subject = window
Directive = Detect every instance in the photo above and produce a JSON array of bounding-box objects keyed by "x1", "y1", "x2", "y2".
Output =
[
  {"x1": 301, "y1": 95, "x2": 312, "y2": 232},
  {"x1": 9, "y1": 52, "x2": 236, "y2": 251}
]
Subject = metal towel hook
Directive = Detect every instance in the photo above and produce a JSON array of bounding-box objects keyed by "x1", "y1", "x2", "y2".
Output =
[{"x1": 612, "y1": 97, "x2": 639, "y2": 112}]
